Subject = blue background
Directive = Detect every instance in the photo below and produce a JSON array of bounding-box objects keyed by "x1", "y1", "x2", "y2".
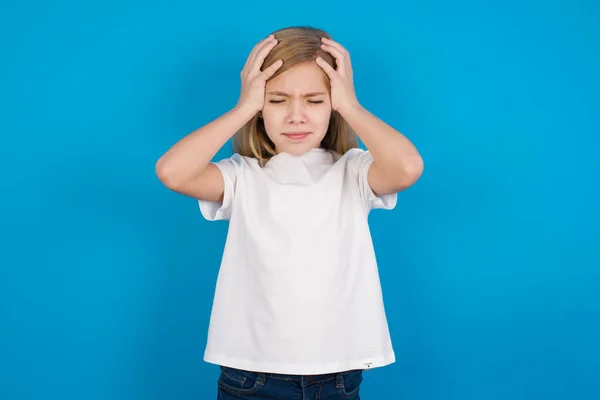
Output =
[{"x1": 1, "y1": 0, "x2": 599, "y2": 399}]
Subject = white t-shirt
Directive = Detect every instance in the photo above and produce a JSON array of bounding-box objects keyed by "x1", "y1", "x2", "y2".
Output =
[{"x1": 198, "y1": 147, "x2": 397, "y2": 375}]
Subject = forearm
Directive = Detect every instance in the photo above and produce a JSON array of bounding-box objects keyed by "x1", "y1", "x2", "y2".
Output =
[
  {"x1": 156, "y1": 103, "x2": 257, "y2": 184},
  {"x1": 338, "y1": 102, "x2": 423, "y2": 181}
]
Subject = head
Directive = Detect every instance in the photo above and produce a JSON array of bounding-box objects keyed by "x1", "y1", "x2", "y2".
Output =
[{"x1": 233, "y1": 26, "x2": 358, "y2": 165}]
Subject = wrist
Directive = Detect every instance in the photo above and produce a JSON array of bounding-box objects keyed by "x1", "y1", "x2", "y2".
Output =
[
  {"x1": 233, "y1": 102, "x2": 261, "y2": 120},
  {"x1": 336, "y1": 100, "x2": 363, "y2": 116}
]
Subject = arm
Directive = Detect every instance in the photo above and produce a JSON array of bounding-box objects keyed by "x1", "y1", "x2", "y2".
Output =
[
  {"x1": 338, "y1": 102, "x2": 423, "y2": 195},
  {"x1": 155, "y1": 34, "x2": 283, "y2": 201},
  {"x1": 155, "y1": 104, "x2": 257, "y2": 201},
  {"x1": 317, "y1": 37, "x2": 424, "y2": 195}
]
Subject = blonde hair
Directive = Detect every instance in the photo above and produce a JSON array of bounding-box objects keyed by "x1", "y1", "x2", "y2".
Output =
[{"x1": 232, "y1": 26, "x2": 359, "y2": 166}]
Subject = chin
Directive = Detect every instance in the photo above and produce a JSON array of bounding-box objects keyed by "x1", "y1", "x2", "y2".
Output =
[{"x1": 270, "y1": 133, "x2": 315, "y2": 153}]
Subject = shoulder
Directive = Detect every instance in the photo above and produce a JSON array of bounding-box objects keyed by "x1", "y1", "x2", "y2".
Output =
[
  {"x1": 337, "y1": 147, "x2": 374, "y2": 171},
  {"x1": 214, "y1": 153, "x2": 260, "y2": 170},
  {"x1": 340, "y1": 147, "x2": 370, "y2": 160},
  {"x1": 208, "y1": 154, "x2": 261, "y2": 186}
]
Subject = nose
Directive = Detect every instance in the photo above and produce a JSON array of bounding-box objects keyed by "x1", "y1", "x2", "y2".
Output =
[{"x1": 286, "y1": 99, "x2": 307, "y2": 124}]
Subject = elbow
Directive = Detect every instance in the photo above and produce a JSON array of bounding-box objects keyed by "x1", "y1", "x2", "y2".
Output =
[
  {"x1": 407, "y1": 157, "x2": 424, "y2": 182},
  {"x1": 393, "y1": 157, "x2": 424, "y2": 190},
  {"x1": 155, "y1": 157, "x2": 180, "y2": 190}
]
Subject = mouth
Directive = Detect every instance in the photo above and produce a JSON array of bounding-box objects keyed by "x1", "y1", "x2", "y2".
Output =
[{"x1": 282, "y1": 132, "x2": 311, "y2": 141}]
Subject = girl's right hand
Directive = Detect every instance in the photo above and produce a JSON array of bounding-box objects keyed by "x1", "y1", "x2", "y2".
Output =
[{"x1": 236, "y1": 34, "x2": 283, "y2": 113}]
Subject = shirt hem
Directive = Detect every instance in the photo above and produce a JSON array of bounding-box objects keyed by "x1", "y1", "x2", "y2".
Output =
[{"x1": 203, "y1": 351, "x2": 396, "y2": 375}]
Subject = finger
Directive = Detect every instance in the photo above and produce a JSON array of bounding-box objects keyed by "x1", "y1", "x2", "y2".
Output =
[
  {"x1": 243, "y1": 35, "x2": 275, "y2": 73},
  {"x1": 321, "y1": 37, "x2": 350, "y2": 58},
  {"x1": 321, "y1": 38, "x2": 352, "y2": 74},
  {"x1": 244, "y1": 35, "x2": 274, "y2": 73},
  {"x1": 320, "y1": 44, "x2": 346, "y2": 73},
  {"x1": 248, "y1": 37, "x2": 278, "y2": 75},
  {"x1": 259, "y1": 59, "x2": 284, "y2": 80},
  {"x1": 315, "y1": 56, "x2": 337, "y2": 80}
]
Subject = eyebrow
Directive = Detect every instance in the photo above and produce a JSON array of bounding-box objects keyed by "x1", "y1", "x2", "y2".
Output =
[{"x1": 267, "y1": 91, "x2": 327, "y2": 97}]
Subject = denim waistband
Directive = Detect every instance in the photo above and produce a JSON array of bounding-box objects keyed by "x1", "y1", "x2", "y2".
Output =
[{"x1": 261, "y1": 369, "x2": 359, "y2": 386}]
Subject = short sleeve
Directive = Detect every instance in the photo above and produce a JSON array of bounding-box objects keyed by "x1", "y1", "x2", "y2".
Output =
[
  {"x1": 198, "y1": 154, "x2": 243, "y2": 221},
  {"x1": 350, "y1": 149, "x2": 397, "y2": 211}
]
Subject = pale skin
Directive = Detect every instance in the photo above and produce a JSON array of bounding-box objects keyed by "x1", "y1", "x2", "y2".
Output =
[
  {"x1": 262, "y1": 61, "x2": 332, "y2": 156},
  {"x1": 316, "y1": 37, "x2": 424, "y2": 194},
  {"x1": 155, "y1": 34, "x2": 423, "y2": 201},
  {"x1": 155, "y1": 35, "x2": 283, "y2": 202}
]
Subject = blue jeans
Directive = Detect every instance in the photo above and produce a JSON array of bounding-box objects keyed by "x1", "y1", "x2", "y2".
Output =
[{"x1": 217, "y1": 365, "x2": 364, "y2": 399}]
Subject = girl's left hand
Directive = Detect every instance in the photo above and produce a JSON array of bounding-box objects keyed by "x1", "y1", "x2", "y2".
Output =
[{"x1": 316, "y1": 37, "x2": 360, "y2": 112}]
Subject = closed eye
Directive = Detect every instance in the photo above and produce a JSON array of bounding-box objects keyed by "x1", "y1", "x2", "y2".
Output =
[{"x1": 268, "y1": 99, "x2": 324, "y2": 104}]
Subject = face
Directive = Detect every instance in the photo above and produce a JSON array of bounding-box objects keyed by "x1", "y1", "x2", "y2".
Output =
[{"x1": 262, "y1": 62, "x2": 332, "y2": 155}]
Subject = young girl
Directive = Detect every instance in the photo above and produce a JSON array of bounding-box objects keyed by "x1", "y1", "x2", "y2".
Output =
[{"x1": 156, "y1": 26, "x2": 423, "y2": 400}]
